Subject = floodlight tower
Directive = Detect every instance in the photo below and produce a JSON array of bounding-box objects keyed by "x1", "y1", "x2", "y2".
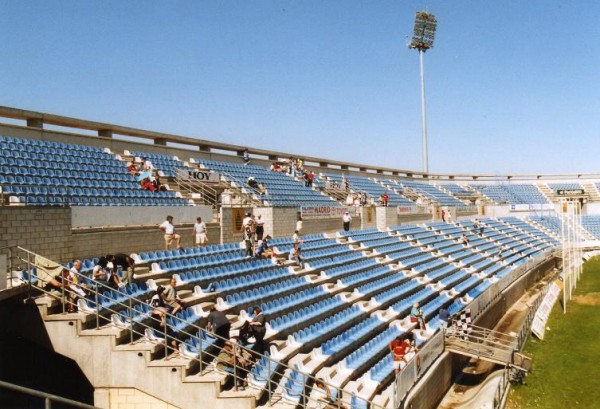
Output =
[{"x1": 409, "y1": 11, "x2": 437, "y2": 174}]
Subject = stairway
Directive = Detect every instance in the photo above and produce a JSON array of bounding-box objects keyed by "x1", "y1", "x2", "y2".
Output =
[{"x1": 36, "y1": 297, "x2": 257, "y2": 409}]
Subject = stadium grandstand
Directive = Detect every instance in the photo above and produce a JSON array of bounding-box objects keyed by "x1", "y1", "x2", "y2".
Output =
[{"x1": 0, "y1": 106, "x2": 596, "y2": 409}]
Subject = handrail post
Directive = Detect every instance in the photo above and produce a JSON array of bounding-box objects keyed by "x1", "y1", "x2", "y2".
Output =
[
  {"x1": 267, "y1": 358, "x2": 272, "y2": 406},
  {"x1": 45, "y1": 396, "x2": 52, "y2": 409},
  {"x1": 94, "y1": 285, "x2": 99, "y2": 329},
  {"x1": 26, "y1": 250, "x2": 32, "y2": 300},
  {"x1": 7, "y1": 247, "x2": 13, "y2": 289},
  {"x1": 164, "y1": 319, "x2": 168, "y2": 359},
  {"x1": 129, "y1": 297, "x2": 134, "y2": 344},
  {"x1": 198, "y1": 330, "x2": 204, "y2": 372},
  {"x1": 61, "y1": 276, "x2": 66, "y2": 314}
]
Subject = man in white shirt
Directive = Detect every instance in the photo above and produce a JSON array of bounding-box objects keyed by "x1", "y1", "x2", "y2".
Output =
[
  {"x1": 342, "y1": 211, "x2": 352, "y2": 231},
  {"x1": 159, "y1": 215, "x2": 181, "y2": 250},
  {"x1": 193, "y1": 217, "x2": 208, "y2": 247},
  {"x1": 141, "y1": 157, "x2": 154, "y2": 171}
]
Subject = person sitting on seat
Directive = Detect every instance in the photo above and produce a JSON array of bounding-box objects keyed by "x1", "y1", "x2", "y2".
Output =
[
  {"x1": 141, "y1": 177, "x2": 156, "y2": 192},
  {"x1": 410, "y1": 302, "x2": 426, "y2": 331},
  {"x1": 247, "y1": 176, "x2": 259, "y2": 189},
  {"x1": 216, "y1": 341, "x2": 252, "y2": 390},
  {"x1": 289, "y1": 243, "x2": 305, "y2": 269},
  {"x1": 161, "y1": 275, "x2": 183, "y2": 316}
]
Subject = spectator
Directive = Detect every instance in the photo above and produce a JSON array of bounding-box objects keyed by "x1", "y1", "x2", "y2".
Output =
[
  {"x1": 193, "y1": 217, "x2": 208, "y2": 247},
  {"x1": 242, "y1": 212, "x2": 253, "y2": 229},
  {"x1": 389, "y1": 335, "x2": 410, "y2": 373},
  {"x1": 153, "y1": 176, "x2": 166, "y2": 192},
  {"x1": 342, "y1": 211, "x2": 352, "y2": 231},
  {"x1": 249, "y1": 307, "x2": 267, "y2": 356},
  {"x1": 315, "y1": 378, "x2": 343, "y2": 409},
  {"x1": 243, "y1": 149, "x2": 250, "y2": 165},
  {"x1": 140, "y1": 157, "x2": 154, "y2": 171},
  {"x1": 439, "y1": 307, "x2": 451, "y2": 329},
  {"x1": 289, "y1": 243, "x2": 305, "y2": 269},
  {"x1": 410, "y1": 302, "x2": 426, "y2": 331},
  {"x1": 381, "y1": 193, "x2": 389, "y2": 207},
  {"x1": 243, "y1": 219, "x2": 255, "y2": 258},
  {"x1": 92, "y1": 257, "x2": 111, "y2": 288},
  {"x1": 44, "y1": 267, "x2": 85, "y2": 312},
  {"x1": 441, "y1": 209, "x2": 446, "y2": 222},
  {"x1": 292, "y1": 230, "x2": 303, "y2": 245},
  {"x1": 247, "y1": 176, "x2": 258, "y2": 189},
  {"x1": 216, "y1": 341, "x2": 252, "y2": 390},
  {"x1": 159, "y1": 215, "x2": 182, "y2": 250},
  {"x1": 161, "y1": 275, "x2": 183, "y2": 316},
  {"x1": 460, "y1": 233, "x2": 469, "y2": 245},
  {"x1": 69, "y1": 259, "x2": 87, "y2": 290},
  {"x1": 140, "y1": 177, "x2": 155, "y2": 192},
  {"x1": 255, "y1": 236, "x2": 284, "y2": 260},
  {"x1": 207, "y1": 305, "x2": 231, "y2": 351},
  {"x1": 257, "y1": 183, "x2": 266, "y2": 195},
  {"x1": 296, "y1": 218, "x2": 303, "y2": 234},
  {"x1": 106, "y1": 253, "x2": 135, "y2": 285},
  {"x1": 307, "y1": 171, "x2": 315, "y2": 187},
  {"x1": 255, "y1": 215, "x2": 265, "y2": 241},
  {"x1": 127, "y1": 162, "x2": 138, "y2": 174}
]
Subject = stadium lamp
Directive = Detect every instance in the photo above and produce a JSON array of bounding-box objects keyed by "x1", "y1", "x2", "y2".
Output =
[{"x1": 409, "y1": 11, "x2": 437, "y2": 174}]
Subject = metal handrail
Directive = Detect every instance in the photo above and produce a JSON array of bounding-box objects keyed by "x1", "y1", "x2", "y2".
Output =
[
  {"x1": 0, "y1": 379, "x2": 99, "y2": 409},
  {"x1": 14, "y1": 246, "x2": 386, "y2": 409}
]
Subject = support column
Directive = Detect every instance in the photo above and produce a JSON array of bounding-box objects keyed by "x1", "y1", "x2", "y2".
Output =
[
  {"x1": 98, "y1": 129, "x2": 113, "y2": 138},
  {"x1": 26, "y1": 118, "x2": 43, "y2": 128}
]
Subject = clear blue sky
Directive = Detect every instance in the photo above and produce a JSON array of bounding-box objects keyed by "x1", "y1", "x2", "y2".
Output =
[{"x1": 1, "y1": 1, "x2": 599, "y2": 175}]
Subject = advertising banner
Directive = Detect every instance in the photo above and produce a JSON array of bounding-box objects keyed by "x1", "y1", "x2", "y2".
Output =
[
  {"x1": 176, "y1": 168, "x2": 220, "y2": 183},
  {"x1": 301, "y1": 206, "x2": 351, "y2": 219}
]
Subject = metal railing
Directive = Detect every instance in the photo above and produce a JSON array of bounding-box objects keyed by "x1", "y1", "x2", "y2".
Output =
[
  {"x1": 14, "y1": 247, "x2": 388, "y2": 409},
  {"x1": 0, "y1": 379, "x2": 99, "y2": 409},
  {"x1": 12, "y1": 236, "x2": 560, "y2": 409}
]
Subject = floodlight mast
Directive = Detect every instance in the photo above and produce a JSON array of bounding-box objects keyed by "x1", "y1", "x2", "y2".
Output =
[{"x1": 409, "y1": 11, "x2": 437, "y2": 174}]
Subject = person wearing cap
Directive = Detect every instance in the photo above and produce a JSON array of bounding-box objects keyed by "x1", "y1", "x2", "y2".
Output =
[{"x1": 342, "y1": 211, "x2": 352, "y2": 231}]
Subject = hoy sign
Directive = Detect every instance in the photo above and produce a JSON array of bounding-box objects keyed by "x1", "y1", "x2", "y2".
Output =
[{"x1": 176, "y1": 169, "x2": 220, "y2": 183}]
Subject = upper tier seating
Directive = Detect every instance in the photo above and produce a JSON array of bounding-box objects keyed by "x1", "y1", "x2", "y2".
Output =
[
  {"x1": 393, "y1": 180, "x2": 465, "y2": 207},
  {"x1": 0, "y1": 135, "x2": 191, "y2": 206},
  {"x1": 322, "y1": 173, "x2": 415, "y2": 206},
  {"x1": 469, "y1": 184, "x2": 549, "y2": 205},
  {"x1": 127, "y1": 151, "x2": 188, "y2": 178},
  {"x1": 439, "y1": 183, "x2": 478, "y2": 199},
  {"x1": 547, "y1": 182, "x2": 583, "y2": 193},
  {"x1": 197, "y1": 160, "x2": 339, "y2": 208}
]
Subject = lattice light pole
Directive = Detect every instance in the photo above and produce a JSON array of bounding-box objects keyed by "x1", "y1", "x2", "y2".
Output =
[{"x1": 409, "y1": 11, "x2": 437, "y2": 174}]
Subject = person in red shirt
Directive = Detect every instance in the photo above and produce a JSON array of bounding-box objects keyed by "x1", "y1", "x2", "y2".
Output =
[
  {"x1": 382, "y1": 193, "x2": 389, "y2": 207},
  {"x1": 389, "y1": 332, "x2": 416, "y2": 373},
  {"x1": 141, "y1": 177, "x2": 155, "y2": 192}
]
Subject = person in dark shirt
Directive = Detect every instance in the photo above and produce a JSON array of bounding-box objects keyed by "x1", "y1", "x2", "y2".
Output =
[
  {"x1": 207, "y1": 306, "x2": 231, "y2": 351},
  {"x1": 249, "y1": 307, "x2": 266, "y2": 356},
  {"x1": 106, "y1": 253, "x2": 135, "y2": 285}
]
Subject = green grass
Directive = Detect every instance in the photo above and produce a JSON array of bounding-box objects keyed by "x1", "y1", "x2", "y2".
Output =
[{"x1": 507, "y1": 257, "x2": 600, "y2": 409}]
